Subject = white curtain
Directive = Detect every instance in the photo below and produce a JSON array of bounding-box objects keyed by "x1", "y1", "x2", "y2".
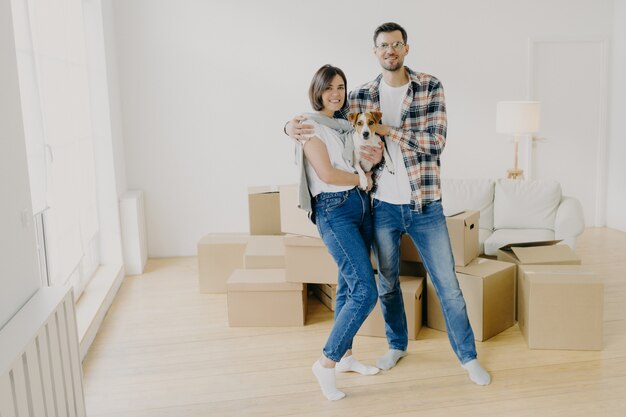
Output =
[{"x1": 11, "y1": 0, "x2": 99, "y2": 294}]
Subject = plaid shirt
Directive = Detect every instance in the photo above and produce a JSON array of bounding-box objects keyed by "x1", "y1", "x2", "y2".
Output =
[{"x1": 340, "y1": 67, "x2": 447, "y2": 213}]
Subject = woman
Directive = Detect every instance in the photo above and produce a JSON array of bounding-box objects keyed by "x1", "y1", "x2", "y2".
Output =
[{"x1": 296, "y1": 65, "x2": 379, "y2": 401}]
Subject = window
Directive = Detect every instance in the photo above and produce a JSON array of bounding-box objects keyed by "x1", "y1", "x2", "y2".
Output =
[{"x1": 13, "y1": 0, "x2": 100, "y2": 298}]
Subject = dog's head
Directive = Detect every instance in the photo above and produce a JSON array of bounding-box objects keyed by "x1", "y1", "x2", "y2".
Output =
[{"x1": 348, "y1": 112, "x2": 383, "y2": 141}]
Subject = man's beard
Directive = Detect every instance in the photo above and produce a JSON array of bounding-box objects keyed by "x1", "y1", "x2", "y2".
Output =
[{"x1": 382, "y1": 57, "x2": 404, "y2": 72}]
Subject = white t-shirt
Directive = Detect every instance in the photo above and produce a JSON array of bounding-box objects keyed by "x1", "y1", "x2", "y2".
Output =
[
  {"x1": 373, "y1": 79, "x2": 412, "y2": 204},
  {"x1": 303, "y1": 120, "x2": 354, "y2": 197}
]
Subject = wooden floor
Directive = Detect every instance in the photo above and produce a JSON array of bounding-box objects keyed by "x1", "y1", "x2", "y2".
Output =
[{"x1": 83, "y1": 228, "x2": 626, "y2": 417}]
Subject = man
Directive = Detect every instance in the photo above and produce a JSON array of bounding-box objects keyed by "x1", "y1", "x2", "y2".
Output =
[{"x1": 286, "y1": 22, "x2": 490, "y2": 386}]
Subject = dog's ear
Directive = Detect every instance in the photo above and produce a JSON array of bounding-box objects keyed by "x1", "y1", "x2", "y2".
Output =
[
  {"x1": 348, "y1": 113, "x2": 360, "y2": 126},
  {"x1": 371, "y1": 111, "x2": 382, "y2": 124}
]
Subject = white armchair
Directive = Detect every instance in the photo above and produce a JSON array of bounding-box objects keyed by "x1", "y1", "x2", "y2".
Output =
[
  {"x1": 441, "y1": 178, "x2": 585, "y2": 256},
  {"x1": 554, "y1": 196, "x2": 586, "y2": 247}
]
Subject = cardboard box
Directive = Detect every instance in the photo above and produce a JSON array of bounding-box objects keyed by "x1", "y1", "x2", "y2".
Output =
[
  {"x1": 399, "y1": 210, "x2": 479, "y2": 266},
  {"x1": 497, "y1": 240, "x2": 582, "y2": 321},
  {"x1": 312, "y1": 284, "x2": 336, "y2": 311},
  {"x1": 226, "y1": 269, "x2": 307, "y2": 326},
  {"x1": 446, "y1": 210, "x2": 480, "y2": 266},
  {"x1": 243, "y1": 235, "x2": 285, "y2": 269},
  {"x1": 197, "y1": 233, "x2": 249, "y2": 293},
  {"x1": 248, "y1": 186, "x2": 282, "y2": 235},
  {"x1": 518, "y1": 265, "x2": 603, "y2": 350},
  {"x1": 284, "y1": 234, "x2": 378, "y2": 284},
  {"x1": 284, "y1": 235, "x2": 337, "y2": 284},
  {"x1": 278, "y1": 184, "x2": 320, "y2": 238},
  {"x1": 371, "y1": 250, "x2": 378, "y2": 271},
  {"x1": 400, "y1": 234, "x2": 421, "y2": 262},
  {"x1": 398, "y1": 260, "x2": 427, "y2": 324},
  {"x1": 497, "y1": 240, "x2": 581, "y2": 265},
  {"x1": 399, "y1": 260, "x2": 427, "y2": 278},
  {"x1": 317, "y1": 283, "x2": 336, "y2": 298},
  {"x1": 358, "y1": 276, "x2": 424, "y2": 340},
  {"x1": 426, "y1": 258, "x2": 516, "y2": 341}
]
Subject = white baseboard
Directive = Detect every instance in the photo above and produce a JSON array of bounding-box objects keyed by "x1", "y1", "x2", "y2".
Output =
[{"x1": 75, "y1": 263, "x2": 125, "y2": 361}]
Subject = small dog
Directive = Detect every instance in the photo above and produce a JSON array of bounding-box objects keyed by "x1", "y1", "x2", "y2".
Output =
[{"x1": 349, "y1": 112, "x2": 395, "y2": 190}]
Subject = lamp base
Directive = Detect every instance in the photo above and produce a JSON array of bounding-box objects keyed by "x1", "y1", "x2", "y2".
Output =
[{"x1": 506, "y1": 169, "x2": 524, "y2": 180}]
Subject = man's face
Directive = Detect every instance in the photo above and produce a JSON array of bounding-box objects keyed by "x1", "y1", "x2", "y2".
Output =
[{"x1": 373, "y1": 30, "x2": 409, "y2": 72}]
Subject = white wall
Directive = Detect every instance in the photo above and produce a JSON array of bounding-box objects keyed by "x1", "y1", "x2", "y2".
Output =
[
  {"x1": 0, "y1": 0, "x2": 41, "y2": 329},
  {"x1": 606, "y1": 0, "x2": 626, "y2": 232},
  {"x1": 101, "y1": 0, "x2": 127, "y2": 198},
  {"x1": 83, "y1": 0, "x2": 125, "y2": 267},
  {"x1": 110, "y1": 0, "x2": 618, "y2": 256}
]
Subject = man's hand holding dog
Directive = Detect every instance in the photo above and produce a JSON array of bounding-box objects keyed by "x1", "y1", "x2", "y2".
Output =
[
  {"x1": 375, "y1": 123, "x2": 391, "y2": 137},
  {"x1": 286, "y1": 115, "x2": 384, "y2": 168},
  {"x1": 360, "y1": 142, "x2": 384, "y2": 166},
  {"x1": 286, "y1": 116, "x2": 315, "y2": 144}
]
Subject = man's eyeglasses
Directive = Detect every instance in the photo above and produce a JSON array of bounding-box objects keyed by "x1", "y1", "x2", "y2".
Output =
[{"x1": 375, "y1": 41, "x2": 406, "y2": 51}]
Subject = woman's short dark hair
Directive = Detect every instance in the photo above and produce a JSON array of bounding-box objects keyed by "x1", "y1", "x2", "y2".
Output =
[
  {"x1": 308, "y1": 64, "x2": 348, "y2": 112},
  {"x1": 373, "y1": 22, "x2": 408, "y2": 45}
]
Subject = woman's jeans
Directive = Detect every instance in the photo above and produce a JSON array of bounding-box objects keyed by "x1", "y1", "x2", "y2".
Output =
[
  {"x1": 315, "y1": 187, "x2": 378, "y2": 362},
  {"x1": 372, "y1": 199, "x2": 477, "y2": 364}
]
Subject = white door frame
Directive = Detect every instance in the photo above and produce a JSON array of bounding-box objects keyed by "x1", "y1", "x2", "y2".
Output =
[{"x1": 527, "y1": 37, "x2": 609, "y2": 227}]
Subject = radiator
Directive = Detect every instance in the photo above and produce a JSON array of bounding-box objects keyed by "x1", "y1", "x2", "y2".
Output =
[{"x1": 0, "y1": 286, "x2": 86, "y2": 417}]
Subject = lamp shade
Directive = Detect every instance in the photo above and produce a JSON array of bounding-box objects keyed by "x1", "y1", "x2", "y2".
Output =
[{"x1": 496, "y1": 101, "x2": 540, "y2": 134}]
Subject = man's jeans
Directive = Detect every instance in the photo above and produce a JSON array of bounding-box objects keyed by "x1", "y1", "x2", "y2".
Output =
[
  {"x1": 315, "y1": 188, "x2": 378, "y2": 362},
  {"x1": 372, "y1": 199, "x2": 477, "y2": 364}
]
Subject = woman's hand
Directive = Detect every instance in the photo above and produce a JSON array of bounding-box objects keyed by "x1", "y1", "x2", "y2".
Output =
[{"x1": 286, "y1": 115, "x2": 315, "y2": 144}]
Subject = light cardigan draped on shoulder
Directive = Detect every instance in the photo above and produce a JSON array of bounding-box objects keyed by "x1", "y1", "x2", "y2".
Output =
[{"x1": 295, "y1": 112, "x2": 355, "y2": 214}]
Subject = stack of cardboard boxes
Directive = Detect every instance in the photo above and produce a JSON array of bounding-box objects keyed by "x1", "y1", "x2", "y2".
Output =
[
  {"x1": 424, "y1": 210, "x2": 520, "y2": 342},
  {"x1": 198, "y1": 186, "x2": 307, "y2": 327},
  {"x1": 197, "y1": 184, "x2": 604, "y2": 351},
  {"x1": 426, "y1": 226, "x2": 603, "y2": 350}
]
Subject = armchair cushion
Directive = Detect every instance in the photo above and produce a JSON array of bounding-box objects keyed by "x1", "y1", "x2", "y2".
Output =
[
  {"x1": 494, "y1": 179, "x2": 561, "y2": 231},
  {"x1": 441, "y1": 179, "x2": 495, "y2": 231}
]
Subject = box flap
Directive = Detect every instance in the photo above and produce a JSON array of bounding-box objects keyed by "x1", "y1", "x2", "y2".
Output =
[
  {"x1": 524, "y1": 270, "x2": 600, "y2": 286},
  {"x1": 227, "y1": 269, "x2": 303, "y2": 291},
  {"x1": 520, "y1": 264, "x2": 599, "y2": 282},
  {"x1": 248, "y1": 185, "x2": 279, "y2": 195},
  {"x1": 498, "y1": 240, "x2": 562, "y2": 252},
  {"x1": 456, "y1": 257, "x2": 514, "y2": 278},
  {"x1": 447, "y1": 209, "x2": 479, "y2": 222},
  {"x1": 278, "y1": 184, "x2": 298, "y2": 192},
  {"x1": 511, "y1": 244, "x2": 580, "y2": 265},
  {"x1": 198, "y1": 233, "x2": 249, "y2": 245},
  {"x1": 283, "y1": 234, "x2": 325, "y2": 247}
]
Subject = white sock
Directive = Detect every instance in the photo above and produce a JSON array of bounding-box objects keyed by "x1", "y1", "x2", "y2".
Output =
[
  {"x1": 376, "y1": 349, "x2": 408, "y2": 370},
  {"x1": 336, "y1": 355, "x2": 380, "y2": 375},
  {"x1": 312, "y1": 360, "x2": 346, "y2": 401},
  {"x1": 462, "y1": 359, "x2": 491, "y2": 385}
]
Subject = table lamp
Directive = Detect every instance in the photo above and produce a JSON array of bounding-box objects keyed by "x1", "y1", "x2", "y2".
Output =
[{"x1": 496, "y1": 101, "x2": 540, "y2": 180}]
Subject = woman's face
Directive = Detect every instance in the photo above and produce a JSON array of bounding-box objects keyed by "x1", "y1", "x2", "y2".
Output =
[{"x1": 320, "y1": 74, "x2": 345, "y2": 116}]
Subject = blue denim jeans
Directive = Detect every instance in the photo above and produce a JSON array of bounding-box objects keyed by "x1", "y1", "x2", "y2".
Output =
[
  {"x1": 314, "y1": 187, "x2": 378, "y2": 362},
  {"x1": 372, "y1": 199, "x2": 477, "y2": 364}
]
